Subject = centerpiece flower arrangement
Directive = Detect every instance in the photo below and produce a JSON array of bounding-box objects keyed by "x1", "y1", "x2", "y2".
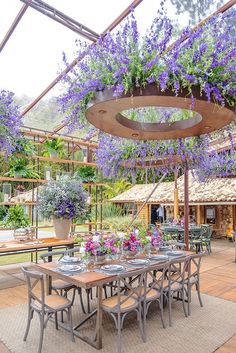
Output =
[
  {"x1": 0, "y1": 90, "x2": 23, "y2": 155},
  {"x1": 59, "y1": 3, "x2": 236, "y2": 179},
  {"x1": 123, "y1": 232, "x2": 141, "y2": 255},
  {"x1": 38, "y1": 175, "x2": 87, "y2": 239},
  {"x1": 84, "y1": 237, "x2": 118, "y2": 256}
]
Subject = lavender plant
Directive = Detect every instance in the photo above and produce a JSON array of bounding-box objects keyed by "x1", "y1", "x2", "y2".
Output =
[
  {"x1": 38, "y1": 176, "x2": 87, "y2": 220},
  {"x1": 59, "y1": 4, "x2": 236, "y2": 132},
  {"x1": 0, "y1": 90, "x2": 23, "y2": 155},
  {"x1": 58, "y1": 3, "x2": 236, "y2": 180}
]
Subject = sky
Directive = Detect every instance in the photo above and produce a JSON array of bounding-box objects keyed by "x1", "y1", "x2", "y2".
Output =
[{"x1": 0, "y1": 0, "x2": 220, "y2": 100}]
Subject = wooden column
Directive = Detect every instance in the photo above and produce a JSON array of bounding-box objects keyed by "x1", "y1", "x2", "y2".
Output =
[
  {"x1": 196, "y1": 205, "x2": 201, "y2": 225},
  {"x1": 174, "y1": 171, "x2": 179, "y2": 220},
  {"x1": 184, "y1": 170, "x2": 189, "y2": 251}
]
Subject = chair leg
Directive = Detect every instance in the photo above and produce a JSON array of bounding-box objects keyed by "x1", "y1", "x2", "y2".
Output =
[
  {"x1": 38, "y1": 313, "x2": 45, "y2": 353},
  {"x1": 168, "y1": 291, "x2": 172, "y2": 327},
  {"x1": 187, "y1": 286, "x2": 191, "y2": 316},
  {"x1": 60, "y1": 290, "x2": 64, "y2": 322},
  {"x1": 196, "y1": 283, "x2": 203, "y2": 307},
  {"x1": 23, "y1": 307, "x2": 33, "y2": 341},
  {"x1": 55, "y1": 312, "x2": 59, "y2": 330},
  {"x1": 67, "y1": 307, "x2": 75, "y2": 342},
  {"x1": 117, "y1": 313, "x2": 122, "y2": 353},
  {"x1": 159, "y1": 296, "x2": 165, "y2": 328},
  {"x1": 181, "y1": 289, "x2": 188, "y2": 317}
]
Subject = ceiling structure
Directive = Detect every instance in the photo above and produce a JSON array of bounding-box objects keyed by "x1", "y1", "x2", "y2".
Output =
[{"x1": 0, "y1": 0, "x2": 235, "y2": 141}]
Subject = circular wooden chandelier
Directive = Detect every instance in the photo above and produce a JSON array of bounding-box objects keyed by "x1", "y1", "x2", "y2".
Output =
[{"x1": 86, "y1": 84, "x2": 236, "y2": 140}]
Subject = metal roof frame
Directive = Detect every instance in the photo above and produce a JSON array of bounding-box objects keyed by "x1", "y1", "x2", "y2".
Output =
[{"x1": 0, "y1": 0, "x2": 235, "y2": 138}]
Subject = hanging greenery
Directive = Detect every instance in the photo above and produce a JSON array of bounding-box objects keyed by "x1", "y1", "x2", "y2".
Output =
[{"x1": 0, "y1": 90, "x2": 23, "y2": 155}]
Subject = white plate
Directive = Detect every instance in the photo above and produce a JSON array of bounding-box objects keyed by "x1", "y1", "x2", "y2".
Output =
[
  {"x1": 101, "y1": 265, "x2": 124, "y2": 272},
  {"x1": 60, "y1": 256, "x2": 81, "y2": 263},
  {"x1": 128, "y1": 259, "x2": 149, "y2": 266},
  {"x1": 166, "y1": 251, "x2": 185, "y2": 257},
  {"x1": 59, "y1": 265, "x2": 82, "y2": 272},
  {"x1": 149, "y1": 255, "x2": 169, "y2": 261},
  {"x1": 159, "y1": 246, "x2": 170, "y2": 251}
]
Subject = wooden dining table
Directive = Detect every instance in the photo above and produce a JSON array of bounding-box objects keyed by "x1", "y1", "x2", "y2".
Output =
[{"x1": 35, "y1": 251, "x2": 192, "y2": 350}]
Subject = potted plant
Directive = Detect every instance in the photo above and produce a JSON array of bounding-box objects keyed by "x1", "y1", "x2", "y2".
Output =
[
  {"x1": 74, "y1": 166, "x2": 96, "y2": 183},
  {"x1": 3, "y1": 205, "x2": 31, "y2": 240},
  {"x1": 5, "y1": 156, "x2": 40, "y2": 179},
  {"x1": 38, "y1": 175, "x2": 87, "y2": 239},
  {"x1": 42, "y1": 138, "x2": 66, "y2": 158}
]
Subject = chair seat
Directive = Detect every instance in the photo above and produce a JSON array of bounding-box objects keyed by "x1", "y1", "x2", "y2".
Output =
[
  {"x1": 129, "y1": 287, "x2": 160, "y2": 301},
  {"x1": 189, "y1": 275, "x2": 198, "y2": 284},
  {"x1": 102, "y1": 295, "x2": 137, "y2": 313},
  {"x1": 162, "y1": 280, "x2": 183, "y2": 292},
  {"x1": 52, "y1": 279, "x2": 74, "y2": 291},
  {"x1": 32, "y1": 294, "x2": 72, "y2": 311}
]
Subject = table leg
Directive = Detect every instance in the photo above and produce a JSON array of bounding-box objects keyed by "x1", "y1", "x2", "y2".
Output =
[
  {"x1": 71, "y1": 285, "x2": 103, "y2": 350},
  {"x1": 47, "y1": 246, "x2": 53, "y2": 294},
  {"x1": 94, "y1": 285, "x2": 103, "y2": 349}
]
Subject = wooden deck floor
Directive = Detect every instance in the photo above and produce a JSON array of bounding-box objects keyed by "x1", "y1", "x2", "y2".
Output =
[{"x1": 0, "y1": 239, "x2": 235, "y2": 352}]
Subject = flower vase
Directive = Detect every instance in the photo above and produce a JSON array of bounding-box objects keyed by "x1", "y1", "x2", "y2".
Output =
[
  {"x1": 95, "y1": 254, "x2": 106, "y2": 265},
  {"x1": 53, "y1": 217, "x2": 72, "y2": 239},
  {"x1": 125, "y1": 250, "x2": 137, "y2": 258}
]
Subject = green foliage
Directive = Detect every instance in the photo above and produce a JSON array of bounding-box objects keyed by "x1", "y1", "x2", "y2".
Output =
[
  {"x1": 91, "y1": 202, "x2": 123, "y2": 221},
  {"x1": 15, "y1": 137, "x2": 36, "y2": 156},
  {"x1": 42, "y1": 138, "x2": 66, "y2": 158},
  {"x1": 74, "y1": 166, "x2": 96, "y2": 182},
  {"x1": 5, "y1": 156, "x2": 40, "y2": 178},
  {"x1": 0, "y1": 205, "x2": 7, "y2": 221},
  {"x1": 103, "y1": 215, "x2": 145, "y2": 232},
  {"x1": 103, "y1": 179, "x2": 131, "y2": 199},
  {"x1": 3, "y1": 205, "x2": 30, "y2": 228}
]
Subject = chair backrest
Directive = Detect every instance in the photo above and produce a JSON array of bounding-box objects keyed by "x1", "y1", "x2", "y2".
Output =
[
  {"x1": 22, "y1": 266, "x2": 45, "y2": 312},
  {"x1": 147, "y1": 262, "x2": 169, "y2": 294},
  {"x1": 167, "y1": 257, "x2": 190, "y2": 285},
  {"x1": 110, "y1": 268, "x2": 147, "y2": 314},
  {"x1": 189, "y1": 253, "x2": 203, "y2": 280},
  {"x1": 40, "y1": 249, "x2": 67, "y2": 263}
]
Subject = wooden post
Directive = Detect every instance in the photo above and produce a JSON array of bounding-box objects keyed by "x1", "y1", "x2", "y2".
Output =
[
  {"x1": 196, "y1": 205, "x2": 201, "y2": 225},
  {"x1": 184, "y1": 170, "x2": 189, "y2": 251},
  {"x1": 174, "y1": 171, "x2": 179, "y2": 220}
]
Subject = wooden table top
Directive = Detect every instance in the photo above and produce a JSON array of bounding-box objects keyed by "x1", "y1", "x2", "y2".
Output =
[
  {"x1": 36, "y1": 251, "x2": 193, "y2": 289},
  {"x1": 0, "y1": 237, "x2": 75, "y2": 253}
]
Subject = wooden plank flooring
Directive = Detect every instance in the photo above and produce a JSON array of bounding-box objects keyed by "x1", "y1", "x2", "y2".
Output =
[{"x1": 0, "y1": 239, "x2": 235, "y2": 352}]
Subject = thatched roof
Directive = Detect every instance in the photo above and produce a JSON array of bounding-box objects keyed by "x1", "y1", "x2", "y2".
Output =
[{"x1": 111, "y1": 174, "x2": 236, "y2": 205}]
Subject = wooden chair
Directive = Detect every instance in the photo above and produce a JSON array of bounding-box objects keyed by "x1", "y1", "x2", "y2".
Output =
[
  {"x1": 163, "y1": 257, "x2": 190, "y2": 326},
  {"x1": 101, "y1": 268, "x2": 146, "y2": 353},
  {"x1": 40, "y1": 249, "x2": 86, "y2": 314},
  {"x1": 143, "y1": 262, "x2": 169, "y2": 329},
  {"x1": 187, "y1": 253, "x2": 204, "y2": 315},
  {"x1": 22, "y1": 266, "x2": 74, "y2": 353}
]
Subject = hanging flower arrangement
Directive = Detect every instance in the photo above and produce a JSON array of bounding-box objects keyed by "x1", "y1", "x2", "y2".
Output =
[
  {"x1": 96, "y1": 128, "x2": 236, "y2": 180},
  {"x1": 0, "y1": 90, "x2": 23, "y2": 155},
  {"x1": 59, "y1": 4, "x2": 236, "y2": 132},
  {"x1": 58, "y1": 3, "x2": 236, "y2": 179}
]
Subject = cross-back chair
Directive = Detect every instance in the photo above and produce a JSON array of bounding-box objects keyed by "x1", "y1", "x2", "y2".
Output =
[
  {"x1": 40, "y1": 249, "x2": 86, "y2": 314},
  {"x1": 187, "y1": 253, "x2": 204, "y2": 315},
  {"x1": 101, "y1": 268, "x2": 147, "y2": 353},
  {"x1": 163, "y1": 256, "x2": 190, "y2": 326},
  {"x1": 22, "y1": 266, "x2": 74, "y2": 353}
]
